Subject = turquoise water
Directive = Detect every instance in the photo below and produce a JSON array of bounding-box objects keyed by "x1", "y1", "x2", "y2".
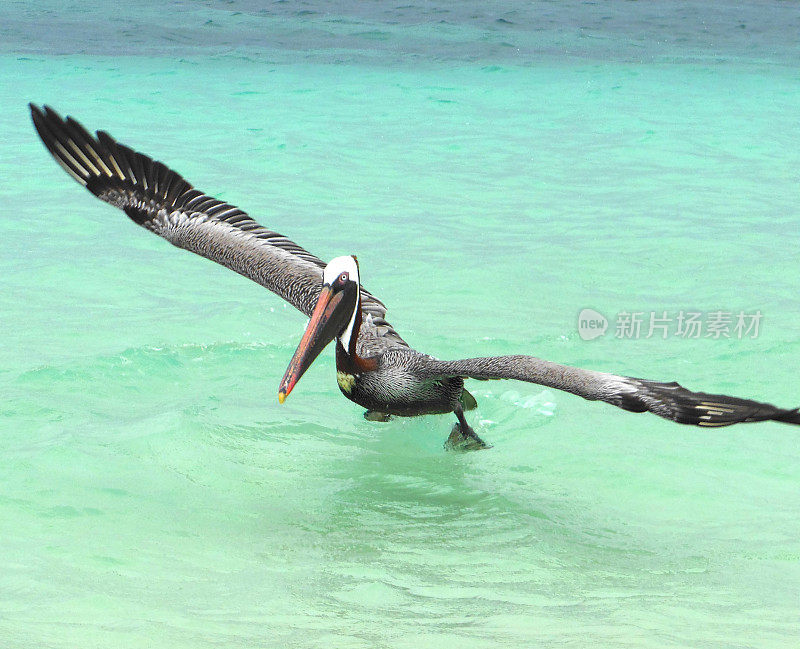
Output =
[{"x1": 2, "y1": 2, "x2": 800, "y2": 647}]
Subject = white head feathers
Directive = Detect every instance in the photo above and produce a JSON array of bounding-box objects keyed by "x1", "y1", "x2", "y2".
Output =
[{"x1": 323, "y1": 255, "x2": 359, "y2": 286}]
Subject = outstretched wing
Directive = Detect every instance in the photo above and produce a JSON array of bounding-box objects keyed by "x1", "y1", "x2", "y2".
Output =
[
  {"x1": 416, "y1": 355, "x2": 800, "y2": 427},
  {"x1": 29, "y1": 104, "x2": 406, "y2": 345}
]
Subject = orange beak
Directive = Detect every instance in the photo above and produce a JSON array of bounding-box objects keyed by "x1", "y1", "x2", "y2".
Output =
[{"x1": 278, "y1": 285, "x2": 347, "y2": 403}]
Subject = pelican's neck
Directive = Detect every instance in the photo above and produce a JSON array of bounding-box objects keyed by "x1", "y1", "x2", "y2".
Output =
[
  {"x1": 335, "y1": 290, "x2": 379, "y2": 375},
  {"x1": 337, "y1": 284, "x2": 361, "y2": 358}
]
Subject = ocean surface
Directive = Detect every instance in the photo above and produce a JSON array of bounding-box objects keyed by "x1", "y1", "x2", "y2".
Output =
[{"x1": 2, "y1": 1, "x2": 800, "y2": 647}]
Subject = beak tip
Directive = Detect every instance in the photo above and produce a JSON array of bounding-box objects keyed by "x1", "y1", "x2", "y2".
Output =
[{"x1": 278, "y1": 391, "x2": 286, "y2": 404}]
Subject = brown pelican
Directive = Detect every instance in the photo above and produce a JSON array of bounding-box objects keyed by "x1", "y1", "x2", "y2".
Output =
[{"x1": 30, "y1": 104, "x2": 800, "y2": 450}]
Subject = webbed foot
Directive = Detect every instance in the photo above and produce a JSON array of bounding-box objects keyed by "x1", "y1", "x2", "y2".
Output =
[
  {"x1": 364, "y1": 410, "x2": 392, "y2": 422},
  {"x1": 444, "y1": 422, "x2": 491, "y2": 452}
]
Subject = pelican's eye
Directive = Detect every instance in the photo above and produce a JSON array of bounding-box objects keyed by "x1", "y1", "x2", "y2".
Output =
[{"x1": 338, "y1": 272, "x2": 349, "y2": 284}]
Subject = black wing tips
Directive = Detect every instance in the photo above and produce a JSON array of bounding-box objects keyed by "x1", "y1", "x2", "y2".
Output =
[
  {"x1": 775, "y1": 407, "x2": 800, "y2": 425},
  {"x1": 630, "y1": 379, "x2": 800, "y2": 428},
  {"x1": 30, "y1": 103, "x2": 90, "y2": 186},
  {"x1": 29, "y1": 103, "x2": 194, "y2": 225}
]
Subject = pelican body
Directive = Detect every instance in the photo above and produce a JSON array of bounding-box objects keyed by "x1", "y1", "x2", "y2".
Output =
[
  {"x1": 275, "y1": 255, "x2": 480, "y2": 442},
  {"x1": 30, "y1": 104, "x2": 800, "y2": 450}
]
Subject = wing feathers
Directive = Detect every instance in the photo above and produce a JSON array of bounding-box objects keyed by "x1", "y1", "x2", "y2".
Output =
[
  {"x1": 417, "y1": 355, "x2": 800, "y2": 428},
  {"x1": 31, "y1": 103, "x2": 324, "y2": 296},
  {"x1": 30, "y1": 103, "x2": 405, "y2": 343}
]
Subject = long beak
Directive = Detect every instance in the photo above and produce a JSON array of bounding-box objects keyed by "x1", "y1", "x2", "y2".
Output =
[{"x1": 278, "y1": 285, "x2": 345, "y2": 403}]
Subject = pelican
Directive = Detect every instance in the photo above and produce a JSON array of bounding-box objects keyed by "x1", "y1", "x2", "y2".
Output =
[{"x1": 30, "y1": 104, "x2": 800, "y2": 450}]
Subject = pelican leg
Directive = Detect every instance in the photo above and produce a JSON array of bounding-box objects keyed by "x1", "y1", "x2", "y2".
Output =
[
  {"x1": 444, "y1": 403, "x2": 491, "y2": 451},
  {"x1": 364, "y1": 410, "x2": 392, "y2": 422}
]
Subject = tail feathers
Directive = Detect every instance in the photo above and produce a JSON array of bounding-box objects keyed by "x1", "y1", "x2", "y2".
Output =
[{"x1": 460, "y1": 389, "x2": 478, "y2": 411}]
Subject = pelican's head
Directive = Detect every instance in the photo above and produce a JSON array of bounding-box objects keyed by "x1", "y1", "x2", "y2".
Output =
[{"x1": 278, "y1": 255, "x2": 361, "y2": 403}]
